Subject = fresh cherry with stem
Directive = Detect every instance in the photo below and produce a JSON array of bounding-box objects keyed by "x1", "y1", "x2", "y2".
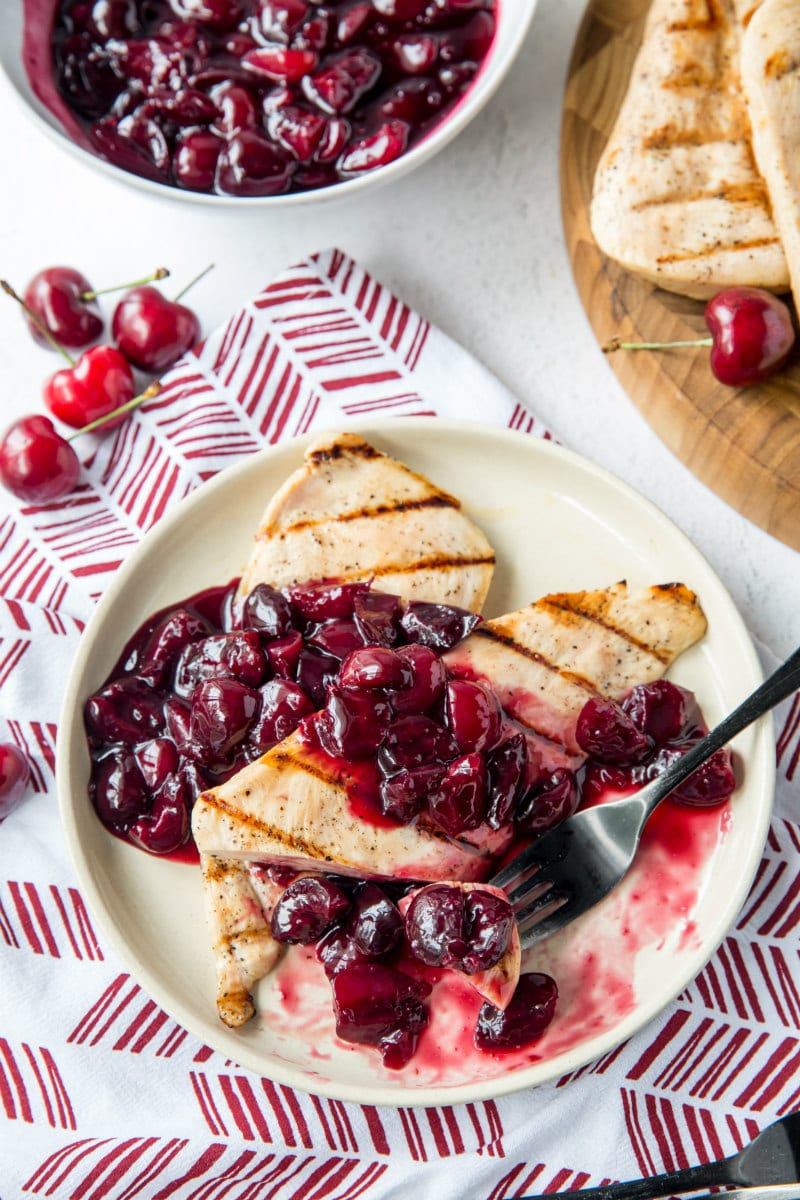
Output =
[
  {"x1": 23, "y1": 266, "x2": 169, "y2": 350},
  {"x1": 3, "y1": 280, "x2": 136, "y2": 430},
  {"x1": 603, "y1": 286, "x2": 796, "y2": 386},
  {"x1": 0, "y1": 381, "x2": 161, "y2": 503},
  {"x1": 112, "y1": 263, "x2": 212, "y2": 373}
]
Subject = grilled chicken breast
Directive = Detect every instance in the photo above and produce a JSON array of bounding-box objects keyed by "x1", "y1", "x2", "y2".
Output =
[
  {"x1": 193, "y1": 738, "x2": 498, "y2": 881},
  {"x1": 236, "y1": 431, "x2": 496, "y2": 611},
  {"x1": 590, "y1": 0, "x2": 788, "y2": 298},
  {"x1": 741, "y1": 0, "x2": 800, "y2": 308},
  {"x1": 192, "y1": 581, "x2": 707, "y2": 882},
  {"x1": 199, "y1": 854, "x2": 285, "y2": 1028},
  {"x1": 445, "y1": 581, "x2": 707, "y2": 760}
]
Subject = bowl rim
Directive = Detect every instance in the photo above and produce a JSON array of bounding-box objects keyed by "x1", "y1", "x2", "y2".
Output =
[{"x1": 1, "y1": 0, "x2": 540, "y2": 207}]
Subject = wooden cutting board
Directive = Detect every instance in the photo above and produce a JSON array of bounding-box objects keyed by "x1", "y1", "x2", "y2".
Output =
[{"x1": 560, "y1": 0, "x2": 800, "y2": 553}]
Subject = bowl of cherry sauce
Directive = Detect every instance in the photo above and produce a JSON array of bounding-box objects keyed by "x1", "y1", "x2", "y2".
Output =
[{"x1": 5, "y1": 0, "x2": 539, "y2": 204}]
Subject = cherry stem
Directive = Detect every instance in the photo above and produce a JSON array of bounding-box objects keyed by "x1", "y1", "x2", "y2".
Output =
[
  {"x1": 80, "y1": 266, "x2": 170, "y2": 301},
  {"x1": 1, "y1": 279, "x2": 76, "y2": 366},
  {"x1": 603, "y1": 334, "x2": 713, "y2": 354},
  {"x1": 174, "y1": 262, "x2": 214, "y2": 303},
  {"x1": 68, "y1": 381, "x2": 162, "y2": 439}
]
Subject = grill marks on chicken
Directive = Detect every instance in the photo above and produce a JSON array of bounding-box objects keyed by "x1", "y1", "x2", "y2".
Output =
[
  {"x1": 444, "y1": 582, "x2": 707, "y2": 758},
  {"x1": 590, "y1": 0, "x2": 789, "y2": 298},
  {"x1": 741, "y1": 0, "x2": 800, "y2": 311},
  {"x1": 236, "y1": 432, "x2": 496, "y2": 611}
]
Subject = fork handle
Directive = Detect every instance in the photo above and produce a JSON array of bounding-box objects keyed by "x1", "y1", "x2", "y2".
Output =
[
  {"x1": 517, "y1": 1154, "x2": 746, "y2": 1200},
  {"x1": 638, "y1": 643, "x2": 800, "y2": 822}
]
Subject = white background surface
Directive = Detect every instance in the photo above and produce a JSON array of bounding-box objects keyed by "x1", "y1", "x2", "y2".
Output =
[{"x1": 1, "y1": 0, "x2": 796, "y2": 661}]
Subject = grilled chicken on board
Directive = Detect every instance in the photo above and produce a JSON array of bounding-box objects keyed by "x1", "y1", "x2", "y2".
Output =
[
  {"x1": 204, "y1": 431, "x2": 497, "y2": 1026},
  {"x1": 236, "y1": 431, "x2": 496, "y2": 612},
  {"x1": 590, "y1": 0, "x2": 788, "y2": 299},
  {"x1": 194, "y1": 579, "x2": 707, "y2": 1023},
  {"x1": 741, "y1": 0, "x2": 800, "y2": 310}
]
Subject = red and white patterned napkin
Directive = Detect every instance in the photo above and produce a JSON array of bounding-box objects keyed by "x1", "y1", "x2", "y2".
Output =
[{"x1": 1, "y1": 248, "x2": 799, "y2": 1200}]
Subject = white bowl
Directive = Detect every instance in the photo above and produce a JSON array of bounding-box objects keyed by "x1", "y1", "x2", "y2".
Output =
[{"x1": 1, "y1": 0, "x2": 538, "y2": 207}]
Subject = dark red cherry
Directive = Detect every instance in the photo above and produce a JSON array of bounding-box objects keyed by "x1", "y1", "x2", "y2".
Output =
[
  {"x1": 248, "y1": 678, "x2": 313, "y2": 751},
  {"x1": 267, "y1": 104, "x2": 327, "y2": 160},
  {"x1": 174, "y1": 129, "x2": 222, "y2": 190},
  {"x1": 705, "y1": 288, "x2": 796, "y2": 386},
  {"x1": 302, "y1": 47, "x2": 381, "y2": 113},
  {"x1": 485, "y1": 732, "x2": 528, "y2": 829},
  {"x1": 338, "y1": 119, "x2": 409, "y2": 175},
  {"x1": 353, "y1": 589, "x2": 401, "y2": 645},
  {"x1": 174, "y1": 631, "x2": 266, "y2": 698},
  {"x1": 340, "y1": 646, "x2": 411, "y2": 689},
  {"x1": 378, "y1": 714, "x2": 457, "y2": 774},
  {"x1": 294, "y1": 645, "x2": 339, "y2": 706},
  {"x1": 264, "y1": 630, "x2": 303, "y2": 678},
  {"x1": 317, "y1": 685, "x2": 391, "y2": 758},
  {"x1": 379, "y1": 762, "x2": 445, "y2": 822},
  {"x1": 241, "y1": 582, "x2": 295, "y2": 638},
  {"x1": 0, "y1": 743, "x2": 31, "y2": 820},
  {"x1": 427, "y1": 752, "x2": 487, "y2": 835},
  {"x1": 515, "y1": 768, "x2": 579, "y2": 836},
  {"x1": 390, "y1": 644, "x2": 446, "y2": 714},
  {"x1": 606, "y1": 287, "x2": 796, "y2": 387},
  {"x1": 243, "y1": 44, "x2": 319, "y2": 82},
  {"x1": 209, "y1": 80, "x2": 259, "y2": 133},
  {"x1": 404, "y1": 884, "x2": 469, "y2": 969},
  {"x1": 346, "y1": 882, "x2": 404, "y2": 958},
  {"x1": 189, "y1": 677, "x2": 260, "y2": 759},
  {"x1": 215, "y1": 129, "x2": 296, "y2": 196},
  {"x1": 44, "y1": 345, "x2": 135, "y2": 431},
  {"x1": 270, "y1": 876, "x2": 351, "y2": 943},
  {"x1": 133, "y1": 737, "x2": 179, "y2": 792},
  {"x1": 85, "y1": 676, "x2": 165, "y2": 744},
  {"x1": 112, "y1": 285, "x2": 200, "y2": 373},
  {"x1": 306, "y1": 616, "x2": 365, "y2": 659},
  {"x1": 91, "y1": 748, "x2": 148, "y2": 829},
  {"x1": 398, "y1": 600, "x2": 481, "y2": 650},
  {"x1": 330, "y1": 963, "x2": 430, "y2": 1069},
  {"x1": 128, "y1": 772, "x2": 191, "y2": 854},
  {"x1": 286, "y1": 579, "x2": 368, "y2": 622},
  {"x1": 575, "y1": 696, "x2": 654, "y2": 765},
  {"x1": 653, "y1": 742, "x2": 736, "y2": 806},
  {"x1": 622, "y1": 680, "x2": 696, "y2": 746},
  {"x1": 0, "y1": 415, "x2": 81, "y2": 503},
  {"x1": 23, "y1": 267, "x2": 103, "y2": 349},
  {"x1": 136, "y1": 606, "x2": 213, "y2": 684},
  {"x1": 444, "y1": 678, "x2": 502, "y2": 753},
  {"x1": 474, "y1": 972, "x2": 558, "y2": 1051}
]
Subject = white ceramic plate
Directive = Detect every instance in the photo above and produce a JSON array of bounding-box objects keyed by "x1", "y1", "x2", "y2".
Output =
[{"x1": 57, "y1": 419, "x2": 774, "y2": 1107}]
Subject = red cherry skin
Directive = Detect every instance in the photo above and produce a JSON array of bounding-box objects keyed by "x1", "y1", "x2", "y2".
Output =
[
  {"x1": 704, "y1": 287, "x2": 796, "y2": 386},
  {"x1": 112, "y1": 285, "x2": 200, "y2": 372},
  {"x1": 0, "y1": 743, "x2": 31, "y2": 820},
  {"x1": 0, "y1": 415, "x2": 81, "y2": 502},
  {"x1": 44, "y1": 345, "x2": 135, "y2": 430},
  {"x1": 23, "y1": 266, "x2": 104, "y2": 350}
]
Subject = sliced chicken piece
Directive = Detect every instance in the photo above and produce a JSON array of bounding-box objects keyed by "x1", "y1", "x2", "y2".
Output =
[
  {"x1": 236, "y1": 431, "x2": 496, "y2": 611},
  {"x1": 192, "y1": 737, "x2": 495, "y2": 882},
  {"x1": 590, "y1": 0, "x2": 787, "y2": 298},
  {"x1": 444, "y1": 581, "x2": 707, "y2": 758},
  {"x1": 741, "y1": 0, "x2": 800, "y2": 307},
  {"x1": 199, "y1": 853, "x2": 285, "y2": 1028},
  {"x1": 192, "y1": 581, "x2": 706, "y2": 881}
]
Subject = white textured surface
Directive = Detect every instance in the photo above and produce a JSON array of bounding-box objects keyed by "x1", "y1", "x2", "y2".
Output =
[{"x1": 1, "y1": 0, "x2": 796, "y2": 659}]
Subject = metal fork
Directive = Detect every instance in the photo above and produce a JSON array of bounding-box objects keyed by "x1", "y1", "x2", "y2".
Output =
[{"x1": 490, "y1": 644, "x2": 800, "y2": 949}]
